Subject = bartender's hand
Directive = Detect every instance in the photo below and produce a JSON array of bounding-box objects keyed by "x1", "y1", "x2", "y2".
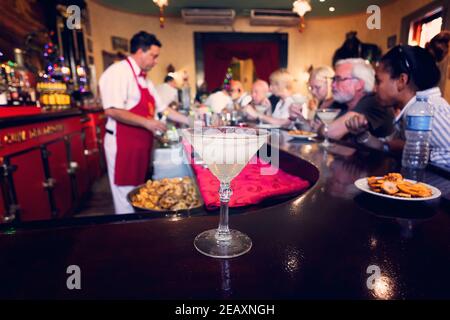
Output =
[
  {"x1": 345, "y1": 114, "x2": 369, "y2": 135},
  {"x1": 144, "y1": 119, "x2": 167, "y2": 135}
]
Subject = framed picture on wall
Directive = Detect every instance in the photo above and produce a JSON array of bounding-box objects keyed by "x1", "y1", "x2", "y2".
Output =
[
  {"x1": 111, "y1": 36, "x2": 129, "y2": 52},
  {"x1": 387, "y1": 35, "x2": 397, "y2": 49},
  {"x1": 87, "y1": 38, "x2": 93, "y2": 53}
]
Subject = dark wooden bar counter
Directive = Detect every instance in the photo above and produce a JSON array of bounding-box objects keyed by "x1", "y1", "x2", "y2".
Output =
[{"x1": 0, "y1": 131, "x2": 449, "y2": 299}]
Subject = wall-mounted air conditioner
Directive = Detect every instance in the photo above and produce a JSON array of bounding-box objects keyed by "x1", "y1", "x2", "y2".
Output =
[
  {"x1": 250, "y1": 9, "x2": 300, "y2": 26},
  {"x1": 181, "y1": 8, "x2": 236, "y2": 25}
]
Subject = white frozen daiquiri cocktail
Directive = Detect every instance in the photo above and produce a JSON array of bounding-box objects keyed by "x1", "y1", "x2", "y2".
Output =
[
  {"x1": 316, "y1": 109, "x2": 341, "y2": 147},
  {"x1": 183, "y1": 127, "x2": 269, "y2": 258}
]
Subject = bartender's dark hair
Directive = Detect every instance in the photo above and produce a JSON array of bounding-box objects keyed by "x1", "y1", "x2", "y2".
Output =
[
  {"x1": 380, "y1": 45, "x2": 440, "y2": 91},
  {"x1": 130, "y1": 31, "x2": 162, "y2": 54}
]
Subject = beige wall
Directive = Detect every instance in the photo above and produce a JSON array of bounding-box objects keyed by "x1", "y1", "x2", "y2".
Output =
[
  {"x1": 88, "y1": 0, "x2": 448, "y2": 99},
  {"x1": 367, "y1": 0, "x2": 436, "y2": 52}
]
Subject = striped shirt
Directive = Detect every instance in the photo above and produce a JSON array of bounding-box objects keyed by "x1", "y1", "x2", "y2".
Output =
[{"x1": 391, "y1": 87, "x2": 450, "y2": 167}]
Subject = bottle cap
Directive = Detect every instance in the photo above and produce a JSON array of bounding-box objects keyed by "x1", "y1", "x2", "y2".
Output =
[{"x1": 416, "y1": 93, "x2": 428, "y2": 101}]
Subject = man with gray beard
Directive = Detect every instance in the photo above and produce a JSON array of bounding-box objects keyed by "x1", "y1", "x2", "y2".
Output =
[{"x1": 312, "y1": 58, "x2": 394, "y2": 141}]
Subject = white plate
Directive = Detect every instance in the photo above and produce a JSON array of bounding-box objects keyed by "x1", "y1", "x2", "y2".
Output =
[
  {"x1": 257, "y1": 124, "x2": 281, "y2": 129},
  {"x1": 354, "y1": 177, "x2": 441, "y2": 201},
  {"x1": 288, "y1": 132, "x2": 318, "y2": 139}
]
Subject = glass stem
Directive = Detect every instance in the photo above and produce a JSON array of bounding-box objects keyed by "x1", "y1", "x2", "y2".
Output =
[
  {"x1": 324, "y1": 125, "x2": 329, "y2": 145},
  {"x1": 216, "y1": 182, "x2": 233, "y2": 242}
]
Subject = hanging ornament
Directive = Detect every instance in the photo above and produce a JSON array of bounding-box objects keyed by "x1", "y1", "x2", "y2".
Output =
[
  {"x1": 292, "y1": 0, "x2": 312, "y2": 33},
  {"x1": 153, "y1": 0, "x2": 168, "y2": 28}
]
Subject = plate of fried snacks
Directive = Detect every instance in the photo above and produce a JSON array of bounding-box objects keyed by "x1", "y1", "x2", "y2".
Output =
[
  {"x1": 287, "y1": 130, "x2": 318, "y2": 139},
  {"x1": 354, "y1": 173, "x2": 441, "y2": 201},
  {"x1": 128, "y1": 177, "x2": 203, "y2": 212}
]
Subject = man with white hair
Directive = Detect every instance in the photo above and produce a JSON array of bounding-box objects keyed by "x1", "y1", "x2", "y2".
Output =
[{"x1": 315, "y1": 58, "x2": 394, "y2": 140}]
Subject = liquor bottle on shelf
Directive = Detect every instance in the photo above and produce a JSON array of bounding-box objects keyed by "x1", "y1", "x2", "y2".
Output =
[
  {"x1": 7, "y1": 67, "x2": 22, "y2": 106},
  {"x1": 13, "y1": 48, "x2": 36, "y2": 106},
  {"x1": 0, "y1": 64, "x2": 9, "y2": 105}
]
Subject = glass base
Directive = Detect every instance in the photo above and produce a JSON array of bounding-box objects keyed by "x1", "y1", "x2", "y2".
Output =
[{"x1": 194, "y1": 229, "x2": 252, "y2": 258}]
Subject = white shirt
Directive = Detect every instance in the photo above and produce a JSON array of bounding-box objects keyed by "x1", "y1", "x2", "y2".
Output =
[
  {"x1": 235, "y1": 93, "x2": 251, "y2": 107},
  {"x1": 156, "y1": 82, "x2": 179, "y2": 107},
  {"x1": 205, "y1": 91, "x2": 233, "y2": 113},
  {"x1": 272, "y1": 96, "x2": 293, "y2": 119},
  {"x1": 99, "y1": 57, "x2": 166, "y2": 133}
]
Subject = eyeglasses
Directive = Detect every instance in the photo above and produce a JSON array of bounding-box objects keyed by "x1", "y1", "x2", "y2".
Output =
[{"x1": 331, "y1": 76, "x2": 357, "y2": 83}]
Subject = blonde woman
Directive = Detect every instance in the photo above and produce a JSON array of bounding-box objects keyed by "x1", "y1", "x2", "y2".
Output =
[
  {"x1": 246, "y1": 69, "x2": 297, "y2": 127},
  {"x1": 289, "y1": 66, "x2": 334, "y2": 121},
  {"x1": 308, "y1": 66, "x2": 335, "y2": 109}
]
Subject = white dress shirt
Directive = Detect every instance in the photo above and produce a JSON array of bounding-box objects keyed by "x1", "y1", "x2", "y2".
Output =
[
  {"x1": 272, "y1": 96, "x2": 294, "y2": 119},
  {"x1": 156, "y1": 82, "x2": 179, "y2": 108},
  {"x1": 99, "y1": 57, "x2": 166, "y2": 134},
  {"x1": 205, "y1": 91, "x2": 233, "y2": 113}
]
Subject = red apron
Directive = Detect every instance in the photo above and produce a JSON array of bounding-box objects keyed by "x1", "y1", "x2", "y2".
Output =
[{"x1": 114, "y1": 58, "x2": 155, "y2": 185}]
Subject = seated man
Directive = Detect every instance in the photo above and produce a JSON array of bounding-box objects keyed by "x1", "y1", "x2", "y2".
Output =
[
  {"x1": 309, "y1": 58, "x2": 394, "y2": 140},
  {"x1": 242, "y1": 79, "x2": 272, "y2": 121},
  {"x1": 247, "y1": 69, "x2": 298, "y2": 128}
]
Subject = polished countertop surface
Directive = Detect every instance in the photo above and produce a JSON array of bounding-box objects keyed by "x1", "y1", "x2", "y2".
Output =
[
  {"x1": 0, "y1": 131, "x2": 449, "y2": 299},
  {"x1": 0, "y1": 106, "x2": 103, "y2": 128}
]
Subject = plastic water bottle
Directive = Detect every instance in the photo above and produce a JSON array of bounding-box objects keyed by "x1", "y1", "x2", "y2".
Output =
[
  {"x1": 401, "y1": 94, "x2": 434, "y2": 169},
  {"x1": 181, "y1": 85, "x2": 190, "y2": 111}
]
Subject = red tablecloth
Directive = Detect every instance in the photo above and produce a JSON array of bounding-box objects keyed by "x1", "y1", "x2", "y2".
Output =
[{"x1": 190, "y1": 156, "x2": 310, "y2": 210}]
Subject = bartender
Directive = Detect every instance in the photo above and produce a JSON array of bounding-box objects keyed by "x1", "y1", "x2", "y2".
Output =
[{"x1": 99, "y1": 31, "x2": 188, "y2": 214}]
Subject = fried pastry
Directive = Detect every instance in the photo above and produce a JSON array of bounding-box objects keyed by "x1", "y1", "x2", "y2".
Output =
[
  {"x1": 366, "y1": 173, "x2": 433, "y2": 198},
  {"x1": 132, "y1": 177, "x2": 200, "y2": 210}
]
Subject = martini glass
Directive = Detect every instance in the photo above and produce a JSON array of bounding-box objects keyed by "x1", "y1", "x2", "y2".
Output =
[
  {"x1": 316, "y1": 109, "x2": 340, "y2": 147},
  {"x1": 183, "y1": 126, "x2": 269, "y2": 258}
]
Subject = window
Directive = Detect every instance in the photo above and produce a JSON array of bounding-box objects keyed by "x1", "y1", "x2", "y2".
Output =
[{"x1": 408, "y1": 7, "x2": 443, "y2": 47}]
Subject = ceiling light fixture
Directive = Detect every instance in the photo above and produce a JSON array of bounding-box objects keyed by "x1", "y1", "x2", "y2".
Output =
[
  {"x1": 292, "y1": 0, "x2": 312, "y2": 32},
  {"x1": 153, "y1": 0, "x2": 168, "y2": 28}
]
